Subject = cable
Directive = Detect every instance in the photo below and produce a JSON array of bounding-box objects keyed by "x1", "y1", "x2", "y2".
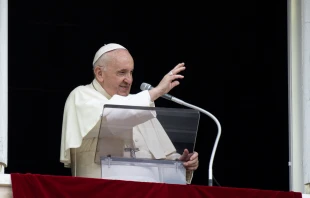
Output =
[{"x1": 213, "y1": 174, "x2": 221, "y2": 186}]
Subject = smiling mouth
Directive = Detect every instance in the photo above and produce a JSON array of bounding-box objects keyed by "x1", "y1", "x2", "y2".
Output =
[{"x1": 120, "y1": 86, "x2": 129, "y2": 89}]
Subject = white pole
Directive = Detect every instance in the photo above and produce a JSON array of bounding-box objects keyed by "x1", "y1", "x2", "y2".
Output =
[
  {"x1": 302, "y1": 0, "x2": 310, "y2": 193},
  {"x1": 288, "y1": 0, "x2": 304, "y2": 193},
  {"x1": 171, "y1": 98, "x2": 221, "y2": 186},
  {"x1": 0, "y1": 0, "x2": 8, "y2": 173}
]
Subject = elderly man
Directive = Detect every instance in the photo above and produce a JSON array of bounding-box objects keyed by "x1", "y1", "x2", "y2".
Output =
[{"x1": 60, "y1": 43, "x2": 199, "y2": 184}]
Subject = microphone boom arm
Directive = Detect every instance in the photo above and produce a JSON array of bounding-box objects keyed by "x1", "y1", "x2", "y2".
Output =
[
  {"x1": 140, "y1": 82, "x2": 221, "y2": 186},
  {"x1": 172, "y1": 97, "x2": 222, "y2": 186}
]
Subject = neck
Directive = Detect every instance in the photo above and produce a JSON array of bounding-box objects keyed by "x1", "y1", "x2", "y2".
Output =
[{"x1": 92, "y1": 78, "x2": 112, "y2": 99}]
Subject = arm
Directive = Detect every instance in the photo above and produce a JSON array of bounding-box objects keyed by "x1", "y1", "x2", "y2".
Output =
[
  {"x1": 102, "y1": 62, "x2": 186, "y2": 130},
  {"x1": 102, "y1": 90, "x2": 156, "y2": 129}
]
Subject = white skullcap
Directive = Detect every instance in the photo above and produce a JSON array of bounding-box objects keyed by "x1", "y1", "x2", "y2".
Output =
[{"x1": 92, "y1": 43, "x2": 126, "y2": 66}]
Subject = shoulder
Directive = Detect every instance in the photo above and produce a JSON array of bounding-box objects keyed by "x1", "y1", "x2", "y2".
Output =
[
  {"x1": 67, "y1": 83, "x2": 110, "y2": 105},
  {"x1": 64, "y1": 83, "x2": 98, "y2": 104},
  {"x1": 67, "y1": 82, "x2": 96, "y2": 96}
]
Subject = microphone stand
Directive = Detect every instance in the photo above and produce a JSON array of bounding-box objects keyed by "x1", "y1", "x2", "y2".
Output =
[{"x1": 171, "y1": 97, "x2": 222, "y2": 186}]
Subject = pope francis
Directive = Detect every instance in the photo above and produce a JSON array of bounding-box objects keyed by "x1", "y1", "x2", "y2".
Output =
[{"x1": 60, "y1": 43, "x2": 199, "y2": 184}]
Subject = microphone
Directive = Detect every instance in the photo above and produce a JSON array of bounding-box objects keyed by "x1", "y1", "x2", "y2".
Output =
[
  {"x1": 140, "y1": 82, "x2": 174, "y2": 101},
  {"x1": 140, "y1": 82, "x2": 222, "y2": 187}
]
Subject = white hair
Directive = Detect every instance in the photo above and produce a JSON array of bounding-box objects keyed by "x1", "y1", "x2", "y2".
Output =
[{"x1": 93, "y1": 52, "x2": 110, "y2": 71}]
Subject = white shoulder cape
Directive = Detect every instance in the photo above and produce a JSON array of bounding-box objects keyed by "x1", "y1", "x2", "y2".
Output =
[{"x1": 60, "y1": 80, "x2": 176, "y2": 167}]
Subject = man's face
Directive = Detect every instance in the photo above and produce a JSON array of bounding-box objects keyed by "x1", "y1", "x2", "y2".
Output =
[{"x1": 101, "y1": 50, "x2": 134, "y2": 97}]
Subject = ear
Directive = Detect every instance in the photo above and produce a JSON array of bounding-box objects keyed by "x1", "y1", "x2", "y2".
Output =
[{"x1": 94, "y1": 66, "x2": 104, "y2": 82}]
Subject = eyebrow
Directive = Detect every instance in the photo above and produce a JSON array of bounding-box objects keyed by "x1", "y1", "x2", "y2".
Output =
[{"x1": 117, "y1": 69, "x2": 134, "y2": 72}]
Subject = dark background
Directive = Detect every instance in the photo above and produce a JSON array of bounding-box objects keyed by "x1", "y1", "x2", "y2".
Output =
[{"x1": 7, "y1": 1, "x2": 289, "y2": 191}]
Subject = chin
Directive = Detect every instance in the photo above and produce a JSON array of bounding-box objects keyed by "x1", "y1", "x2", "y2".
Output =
[{"x1": 118, "y1": 92, "x2": 129, "y2": 96}]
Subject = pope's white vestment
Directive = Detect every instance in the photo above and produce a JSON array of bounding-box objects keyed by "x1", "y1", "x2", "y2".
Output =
[{"x1": 60, "y1": 79, "x2": 193, "y2": 183}]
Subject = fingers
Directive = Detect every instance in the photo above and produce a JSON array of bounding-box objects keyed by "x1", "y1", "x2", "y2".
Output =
[
  {"x1": 168, "y1": 63, "x2": 186, "y2": 76},
  {"x1": 183, "y1": 158, "x2": 199, "y2": 170},
  {"x1": 170, "y1": 74, "x2": 184, "y2": 89},
  {"x1": 183, "y1": 148, "x2": 189, "y2": 156},
  {"x1": 170, "y1": 80, "x2": 180, "y2": 89},
  {"x1": 184, "y1": 152, "x2": 197, "y2": 163},
  {"x1": 169, "y1": 74, "x2": 184, "y2": 79},
  {"x1": 174, "y1": 62, "x2": 185, "y2": 69},
  {"x1": 153, "y1": 62, "x2": 186, "y2": 100},
  {"x1": 183, "y1": 152, "x2": 199, "y2": 171},
  {"x1": 184, "y1": 160, "x2": 199, "y2": 171},
  {"x1": 190, "y1": 151, "x2": 198, "y2": 161},
  {"x1": 174, "y1": 63, "x2": 186, "y2": 74}
]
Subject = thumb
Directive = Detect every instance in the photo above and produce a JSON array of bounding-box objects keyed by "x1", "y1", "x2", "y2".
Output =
[{"x1": 179, "y1": 149, "x2": 189, "y2": 161}]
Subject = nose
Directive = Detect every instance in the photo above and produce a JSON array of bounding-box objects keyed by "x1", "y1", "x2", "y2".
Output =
[{"x1": 124, "y1": 74, "x2": 133, "y2": 84}]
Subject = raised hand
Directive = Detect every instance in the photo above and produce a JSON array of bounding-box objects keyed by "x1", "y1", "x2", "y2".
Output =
[{"x1": 149, "y1": 62, "x2": 186, "y2": 101}]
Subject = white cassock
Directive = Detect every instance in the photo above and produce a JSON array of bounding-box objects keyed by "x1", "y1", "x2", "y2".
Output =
[{"x1": 60, "y1": 79, "x2": 193, "y2": 183}]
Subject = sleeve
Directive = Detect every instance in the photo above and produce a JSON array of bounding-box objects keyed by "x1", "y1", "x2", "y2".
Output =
[
  {"x1": 186, "y1": 170, "x2": 194, "y2": 184},
  {"x1": 102, "y1": 91, "x2": 157, "y2": 134}
]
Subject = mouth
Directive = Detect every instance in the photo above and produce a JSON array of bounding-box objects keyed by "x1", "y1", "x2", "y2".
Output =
[{"x1": 120, "y1": 85, "x2": 130, "y2": 90}]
